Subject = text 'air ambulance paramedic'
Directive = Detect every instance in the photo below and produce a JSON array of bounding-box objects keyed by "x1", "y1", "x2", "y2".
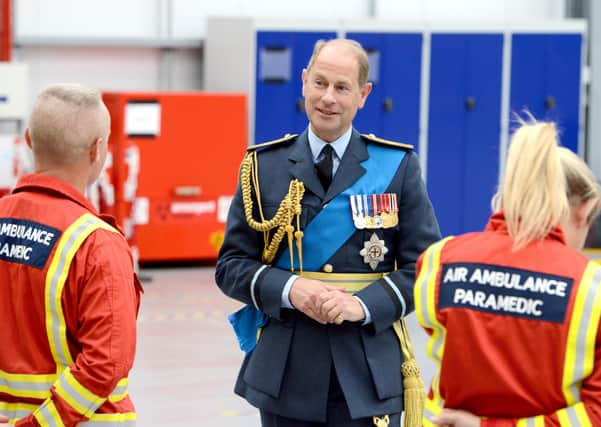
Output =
[
  {"x1": 215, "y1": 38, "x2": 441, "y2": 427},
  {"x1": 415, "y1": 119, "x2": 601, "y2": 427},
  {"x1": 0, "y1": 84, "x2": 142, "y2": 427}
]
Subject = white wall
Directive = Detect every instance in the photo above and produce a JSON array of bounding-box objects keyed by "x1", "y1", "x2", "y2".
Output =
[
  {"x1": 15, "y1": 0, "x2": 567, "y2": 41},
  {"x1": 10, "y1": 0, "x2": 566, "y2": 114},
  {"x1": 377, "y1": 0, "x2": 566, "y2": 22}
]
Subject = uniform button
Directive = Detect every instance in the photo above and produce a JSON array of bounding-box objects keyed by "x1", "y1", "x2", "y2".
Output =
[{"x1": 323, "y1": 264, "x2": 333, "y2": 273}]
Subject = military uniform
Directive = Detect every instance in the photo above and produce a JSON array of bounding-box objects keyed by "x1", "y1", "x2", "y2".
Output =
[{"x1": 215, "y1": 128, "x2": 440, "y2": 423}]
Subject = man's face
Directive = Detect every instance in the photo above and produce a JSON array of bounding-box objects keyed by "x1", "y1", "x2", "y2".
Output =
[{"x1": 302, "y1": 43, "x2": 372, "y2": 142}]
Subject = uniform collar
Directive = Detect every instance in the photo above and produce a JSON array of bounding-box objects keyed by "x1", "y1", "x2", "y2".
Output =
[
  {"x1": 308, "y1": 125, "x2": 353, "y2": 162},
  {"x1": 12, "y1": 174, "x2": 98, "y2": 213},
  {"x1": 485, "y1": 210, "x2": 567, "y2": 244}
]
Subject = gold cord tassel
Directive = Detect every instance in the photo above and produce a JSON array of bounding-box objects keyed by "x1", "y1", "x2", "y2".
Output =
[
  {"x1": 295, "y1": 223, "x2": 303, "y2": 273},
  {"x1": 393, "y1": 319, "x2": 425, "y2": 427},
  {"x1": 240, "y1": 152, "x2": 305, "y2": 269}
]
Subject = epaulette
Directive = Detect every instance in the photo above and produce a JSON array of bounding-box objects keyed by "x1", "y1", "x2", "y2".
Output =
[
  {"x1": 361, "y1": 133, "x2": 413, "y2": 150},
  {"x1": 247, "y1": 134, "x2": 298, "y2": 151}
]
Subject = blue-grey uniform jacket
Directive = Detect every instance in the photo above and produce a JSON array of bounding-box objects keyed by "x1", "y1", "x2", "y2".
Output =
[{"x1": 215, "y1": 128, "x2": 440, "y2": 422}]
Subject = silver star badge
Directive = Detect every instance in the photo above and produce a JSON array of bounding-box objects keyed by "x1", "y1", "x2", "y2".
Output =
[{"x1": 359, "y1": 233, "x2": 388, "y2": 270}]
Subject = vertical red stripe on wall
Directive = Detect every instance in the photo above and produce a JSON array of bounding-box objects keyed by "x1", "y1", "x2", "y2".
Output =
[{"x1": 0, "y1": 0, "x2": 11, "y2": 61}]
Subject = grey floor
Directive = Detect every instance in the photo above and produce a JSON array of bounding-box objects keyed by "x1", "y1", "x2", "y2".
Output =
[{"x1": 129, "y1": 267, "x2": 436, "y2": 426}]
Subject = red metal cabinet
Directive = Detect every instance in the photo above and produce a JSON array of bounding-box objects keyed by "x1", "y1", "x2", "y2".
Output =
[{"x1": 102, "y1": 92, "x2": 246, "y2": 262}]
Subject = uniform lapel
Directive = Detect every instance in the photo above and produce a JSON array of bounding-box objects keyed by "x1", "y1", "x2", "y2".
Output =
[
  {"x1": 288, "y1": 130, "x2": 326, "y2": 199},
  {"x1": 324, "y1": 129, "x2": 368, "y2": 203}
]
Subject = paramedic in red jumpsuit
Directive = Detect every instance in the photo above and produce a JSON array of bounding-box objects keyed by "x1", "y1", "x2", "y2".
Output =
[
  {"x1": 416, "y1": 119, "x2": 601, "y2": 427},
  {"x1": 0, "y1": 84, "x2": 141, "y2": 426}
]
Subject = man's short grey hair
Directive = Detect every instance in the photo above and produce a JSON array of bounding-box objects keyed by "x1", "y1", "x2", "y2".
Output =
[
  {"x1": 305, "y1": 38, "x2": 370, "y2": 87},
  {"x1": 29, "y1": 83, "x2": 107, "y2": 166}
]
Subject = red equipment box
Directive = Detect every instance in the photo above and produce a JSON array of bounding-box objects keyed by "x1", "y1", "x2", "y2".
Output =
[{"x1": 102, "y1": 92, "x2": 246, "y2": 262}]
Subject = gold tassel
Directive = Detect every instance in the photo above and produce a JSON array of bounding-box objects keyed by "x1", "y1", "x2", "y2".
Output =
[{"x1": 393, "y1": 320, "x2": 425, "y2": 427}]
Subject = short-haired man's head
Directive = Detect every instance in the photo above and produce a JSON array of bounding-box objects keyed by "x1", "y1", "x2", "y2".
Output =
[
  {"x1": 306, "y1": 39, "x2": 370, "y2": 87},
  {"x1": 28, "y1": 83, "x2": 108, "y2": 166}
]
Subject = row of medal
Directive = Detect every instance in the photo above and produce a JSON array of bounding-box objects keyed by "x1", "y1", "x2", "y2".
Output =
[{"x1": 349, "y1": 193, "x2": 399, "y2": 229}]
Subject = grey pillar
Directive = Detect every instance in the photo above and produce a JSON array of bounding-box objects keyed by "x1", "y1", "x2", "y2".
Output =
[{"x1": 589, "y1": 0, "x2": 601, "y2": 178}]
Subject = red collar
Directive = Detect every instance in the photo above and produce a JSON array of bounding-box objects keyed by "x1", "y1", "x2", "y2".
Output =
[
  {"x1": 485, "y1": 211, "x2": 566, "y2": 244},
  {"x1": 12, "y1": 174, "x2": 97, "y2": 213}
]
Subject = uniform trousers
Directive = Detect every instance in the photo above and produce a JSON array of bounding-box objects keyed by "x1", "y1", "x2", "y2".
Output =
[{"x1": 260, "y1": 365, "x2": 401, "y2": 427}]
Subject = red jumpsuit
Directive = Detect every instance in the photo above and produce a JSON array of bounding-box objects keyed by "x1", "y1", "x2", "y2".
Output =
[
  {"x1": 0, "y1": 174, "x2": 142, "y2": 426},
  {"x1": 415, "y1": 212, "x2": 601, "y2": 426}
]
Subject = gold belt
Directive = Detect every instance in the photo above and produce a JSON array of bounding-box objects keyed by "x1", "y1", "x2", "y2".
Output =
[{"x1": 299, "y1": 271, "x2": 388, "y2": 293}]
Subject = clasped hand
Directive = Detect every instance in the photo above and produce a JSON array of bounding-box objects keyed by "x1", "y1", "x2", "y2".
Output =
[
  {"x1": 289, "y1": 277, "x2": 365, "y2": 324},
  {"x1": 0, "y1": 415, "x2": 14, "y2": 426}
]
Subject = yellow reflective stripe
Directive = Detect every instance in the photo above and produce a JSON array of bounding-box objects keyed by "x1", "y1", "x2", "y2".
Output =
[
  {"x1": 574, "y1": 402, "x2": 592, "y2": 427},
  {"x1": 0, "y1": 369, "x2": 55, "y2": 399},
  {"x1": 108, "y1": 378, "x2": 129, "y2": 403},
  {"x1": 45, "y1": 213, "x2": 119, "y2": 371},
  {"x1": 422, "y1": 397, "x2": 443, "y2": 427},
  {"x1": 517, "y1": 418, "x2": 543, "y2": 427},
  {"x1": 54, "y1": 367, "x2": 105, "y2": 418},
  {"x1": 414, "y1": 236, "x2": 452, "y2": 411},
  {"x1": 562, "y1": 263, "x2": 601, "y2": 405},
  {"x1": 557, "y1": 408, "x2": 572, "y2": 426},
  {"x1": 0, "y1": 401, "x2": 38, "y2": 423},
  {"x1": 33, "y1": 400, "x2": 65, "y2": 427},
  {"x1": 557, "y1": 403, "x2": 591, "y2": 426}
]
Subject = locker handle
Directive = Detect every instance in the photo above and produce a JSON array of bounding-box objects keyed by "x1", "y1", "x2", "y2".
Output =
[
  {"x1": 174, "y1": 186, "x2": 201, "y2": 197},
  {"x1": 465, "y1": 97, "x2": 476, "y2": 112},
  {"x1": 545, "y1": 96, "x2": 556, "y2": 110},
  {"x1": 296, "y1": 98, "x2": 306, "y2": 112},
  {"x1": 383, "y1": 97, "x2": 394, "y2": 112}
]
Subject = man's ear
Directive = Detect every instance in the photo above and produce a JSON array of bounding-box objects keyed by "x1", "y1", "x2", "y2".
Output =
[
  {"x1": 89, "y1": 137, "x2": 103, "y2": 163},
  {"x1": 358, "y1": 82, "x2": 373, "y2": 109},
  {"x1": 576, "y1": 198, "x2": 598, "y2": 228},
  {"x1": 24, "y1": 128, "x2": 33, "y2": 149},
  {"x1": 301, "y1": 68, "x2": 308, "y2": 97}
]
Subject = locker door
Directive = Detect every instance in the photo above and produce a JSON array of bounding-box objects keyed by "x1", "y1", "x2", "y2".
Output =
[
  {"x1": 428, "y1": 33, "x2": 503, "y2": 236},
  {"x1": 346, "y1": 32, "x2": 422, "y2": 147},
  {"x1": 255, "y1": 30, "x2": 336, "y2": 144},
  {"x1": 510, "y1": 33, "x2": 582, "y2": 153}
]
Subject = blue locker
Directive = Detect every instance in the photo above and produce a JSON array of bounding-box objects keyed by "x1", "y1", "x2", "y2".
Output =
[
  {"x1": 428, "y1": 33, "x2": 504, "y2": 236},
  {"x1": 510, "y1": 34, "x2": 582, "y2": 153},
  {"x1": 255, "y1": 30, "x2": 337, "y2": 144},
  {"x1": 345, "y1": 32, "x2": 423, "y2": 148}
]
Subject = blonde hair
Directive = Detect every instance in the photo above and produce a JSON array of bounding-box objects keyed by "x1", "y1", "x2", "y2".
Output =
[
  {"x1": 493, "y1": 119, "x2": 567, "y2": 249},
  {"x1": 306, "y1": 38, "x2": 370, "y2": 87},
  {"x1": 493, "y1": 117, "x2": 601, "y2": 250},
  {"x1": 29, "y1": 83, "x2": 107, "y2": 166}
]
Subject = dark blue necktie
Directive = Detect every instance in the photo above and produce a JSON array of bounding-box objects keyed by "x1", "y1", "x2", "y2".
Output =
[{"x1": 316, "y1": 144, "x2": 334, "y2": 191}]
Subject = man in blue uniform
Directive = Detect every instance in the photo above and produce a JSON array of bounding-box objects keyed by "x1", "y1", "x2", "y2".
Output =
[{"x1": 215, "y1": 38, "x2": 440, "y2": 427}]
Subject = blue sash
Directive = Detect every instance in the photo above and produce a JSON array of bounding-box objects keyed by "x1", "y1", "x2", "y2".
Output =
[
  {"x1": 277, "y1": 143, "x2": 406, "y2": 270},
  {"x1": 229, "y1": 143, "x2": 406, "y2": 353}
]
